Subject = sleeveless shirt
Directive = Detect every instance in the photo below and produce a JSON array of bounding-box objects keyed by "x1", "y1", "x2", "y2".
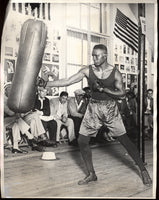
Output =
[{"x1": 88, "y1": 65, "x2": 116, "y2": 100}]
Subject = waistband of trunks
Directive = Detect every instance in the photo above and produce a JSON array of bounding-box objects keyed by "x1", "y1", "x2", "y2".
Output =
[{"x1": 89, "y1": 98, "x2": 115, "y2": 104}]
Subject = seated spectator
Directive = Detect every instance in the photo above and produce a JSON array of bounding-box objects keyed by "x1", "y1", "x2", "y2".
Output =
[
  {"x1": 83, "y1": 86, "x2": 92, "y2": 106},
  {"x1": 144, "y1": 89, "x2": 153, "y2": 138},
  {"x1": 21, "y1": 111, "x2": 48, "y2": 142},
  {"x1": 4, "y1": 92, "x2": 43, "y2": 153},
  {"x1": 34, "y1": 87, "x2": 58, "y2": 147},
  {"x1": 50, "y1": 91, "x2": 76, "y2": 145},
  {"x1": 117, "y1": 93, "x2": 135, "y2": 131},
  {"x1": 68, "y1": 89, "x2": 86, "y2": 139},
  {"x1": 4, "y1": 83, "x2": 47, "y2": 141},
  {"x1": 130, "y1": 84, "x2": 138, "y2": 125},
  {"x1": 116, "y1": 91, "x2": 138, "y2": 140},
  {"x1": 126, "y1": 90, "x2": 138, "y2": 127}
]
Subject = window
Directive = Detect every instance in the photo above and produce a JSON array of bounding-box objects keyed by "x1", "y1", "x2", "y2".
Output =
[
  {"x1": 66, "y1": 4, "x2": 80, "y2": 28},
  {"x1": 66, "y1": 3, "x2": 108, "y2": 34},
  {"x1": 66, "y1": 3, "x2": 108, "y2": 95},
  {"x1": 66, "y1": 30, "x2": 88, "y2": 95},
  {"x1": 12, "y1": 3, "x2": 50, "y2": 20},
  {"x1": 90, "y1": 4, "x2": 100, "y2": 32},
  {"x1": 81, "y1": 4, "x2": 88, "y2": 30},
  {"x1": 67, "y1": 64, "x2": 82, "y2": 95},
  {"x1": 67, "y1": 31, "x2": 83, "y2": 65}
]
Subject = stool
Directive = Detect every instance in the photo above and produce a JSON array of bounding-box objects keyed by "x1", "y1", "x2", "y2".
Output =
[
  {"x1": 59, "y1": 125, "x2": 69, "y2": 144},
  {"x1": 4, "y1": 128, "x2": 28, "y2": 148}
]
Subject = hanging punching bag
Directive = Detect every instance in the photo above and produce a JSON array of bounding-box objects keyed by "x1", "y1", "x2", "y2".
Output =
[{"x1": 8, "y1": 19, "x2": 47, "y2": 113}]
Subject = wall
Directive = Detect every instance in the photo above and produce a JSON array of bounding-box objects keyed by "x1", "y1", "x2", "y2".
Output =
[{"x1": 1, "y1": 3, "x2": 155, "y2": 96}]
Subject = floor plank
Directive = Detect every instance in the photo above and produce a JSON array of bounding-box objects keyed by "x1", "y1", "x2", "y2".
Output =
[{"x1": 2, "y1": 140, "x2": 155, "y2": 198}]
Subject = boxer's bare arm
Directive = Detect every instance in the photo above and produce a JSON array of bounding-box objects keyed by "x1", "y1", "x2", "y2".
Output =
[{"x1": 47, "y1": 66, "x2": 89, "y2": 87}]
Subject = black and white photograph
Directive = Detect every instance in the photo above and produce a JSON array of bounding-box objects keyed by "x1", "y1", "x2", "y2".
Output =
[
  {"x1": 4, "y1": 59, "x2": 15, "y2": 82},
  {"x1": 131, "y1": 65, "x2": 136, "y2": 73},
  {"x1": 0, "y1": 0, "x2": 158, "y2": 199},
  {"x1": 126, "y1": 65, "x2": 131, "y2": 72},
  {"x1": 120, "y1": 64, "x2": 125, "y2": 70},
  {"x1": 43, "y1": 53, "x2": 51, "y2": 62},
  {"x1": 119, "y1": 55, "x2": 124, "y2": 63},
  {"x1": 114, "y1": 64, "x2": 119, "y2": 70},
  {"x1": 52, "y1": 54, "x2": 59, "y2": 63}
]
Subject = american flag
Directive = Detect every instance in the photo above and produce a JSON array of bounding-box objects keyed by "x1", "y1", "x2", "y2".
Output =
[{"x1": 113, "y1": 9, "x2": 139, "y2": 52}]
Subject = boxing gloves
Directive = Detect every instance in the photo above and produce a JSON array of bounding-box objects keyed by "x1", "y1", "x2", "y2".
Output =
[
  {"x1": 7, "y1": 19, "x2": 47, "y2": 113},
  {"x1": 92, "y1": 80, "x2": 104, "y2": 92}
]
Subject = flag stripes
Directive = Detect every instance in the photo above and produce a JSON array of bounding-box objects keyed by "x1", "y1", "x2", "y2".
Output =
[{"x1": 113, "y1": 9, "x2": 139, "y2": 52}]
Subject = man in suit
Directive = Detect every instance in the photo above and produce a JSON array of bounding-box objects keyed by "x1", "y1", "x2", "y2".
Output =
[
  {"x1": 144, "y1": 89, "x2": 153, "y2": 138},
  {"x1": 34, "y1": 87, "x2": 58, "y2": 147},
  {"x1": 68, "y1": 89, "x2": 86, "y2": 140},
  {"x1": 49, "y1": 91, "x2": 76, "y2": 144},
  {"x1": 4, "y1": 85, "x2": 44, "y2": 153}
]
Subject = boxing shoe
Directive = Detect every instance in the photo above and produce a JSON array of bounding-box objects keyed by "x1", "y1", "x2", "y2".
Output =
[
  {"x1": 12, "y1": 148, "x2": 28, "y2": 154},
  {"x1": 140, "y1": 169, "x2": 152, "y2": 186},
  {"x1": 78, "y1": 172, "x2": 97, "y2": 185}
]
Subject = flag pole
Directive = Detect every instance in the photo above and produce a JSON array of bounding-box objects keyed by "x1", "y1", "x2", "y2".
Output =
[{"x1": 138, "y1": 3, "x2": 146, "y2": 163}]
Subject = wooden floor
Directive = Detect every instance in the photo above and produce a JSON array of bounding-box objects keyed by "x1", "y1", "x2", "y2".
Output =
[{"x1": 1, "y1": 140, "x2": 155, "y2": 198}]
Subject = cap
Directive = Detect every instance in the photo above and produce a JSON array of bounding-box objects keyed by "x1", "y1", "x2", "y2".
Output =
[{"x1": 74, "y1": 89, "x2": 85, "y2": 96}]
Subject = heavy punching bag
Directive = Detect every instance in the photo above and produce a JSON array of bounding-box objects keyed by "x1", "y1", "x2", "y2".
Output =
[{"x1": 8, "y1": 19, "x2": 47, "y2": 113}]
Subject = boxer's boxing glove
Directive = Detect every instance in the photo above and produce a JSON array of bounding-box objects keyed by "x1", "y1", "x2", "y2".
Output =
[{"x1": 92, "y1": 80, "x2": 104, "y2": 92}]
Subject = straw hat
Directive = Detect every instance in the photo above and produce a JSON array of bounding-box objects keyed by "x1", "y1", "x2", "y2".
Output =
[{"x1": 74, "y1": 89, "x2": 85, "y2": 96}]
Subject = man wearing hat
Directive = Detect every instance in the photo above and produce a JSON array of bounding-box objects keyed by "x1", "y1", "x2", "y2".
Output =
[
  {"x1": 34, "y1": 86, "x2": 58, "y2": 147},
  {"x1": 68, "y1": 89, "x2": 87, "y2": 140},
  {"x1": 49, "y1": 91, "x2": 76, "y2": 145}
]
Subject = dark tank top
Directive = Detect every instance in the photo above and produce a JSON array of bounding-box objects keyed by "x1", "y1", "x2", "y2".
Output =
[{"x1": 88, "y1": 65, "x2": 116, "y2": 100}]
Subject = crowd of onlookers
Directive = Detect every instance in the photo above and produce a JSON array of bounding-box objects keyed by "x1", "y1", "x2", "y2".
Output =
[
  {"x1": 4, "y1": 82, "x2": 153, "y2": 154},
  {"x1": 116, "y1": 85, "x2": 153, "y2": 140}
]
